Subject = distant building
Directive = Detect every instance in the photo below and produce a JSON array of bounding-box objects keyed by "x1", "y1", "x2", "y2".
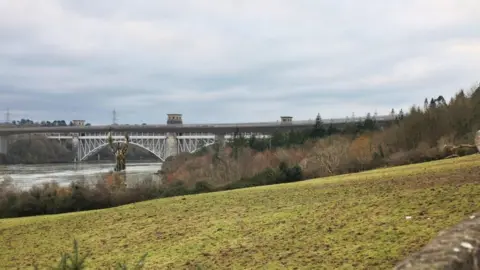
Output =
[{"x1": 72, "y1": 120, "x2": 86, "y2": 126}]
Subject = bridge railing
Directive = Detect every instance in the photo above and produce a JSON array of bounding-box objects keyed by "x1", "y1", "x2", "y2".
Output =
[{"x1": 45, "y1": 133, "x2": 272, "y2": 139}]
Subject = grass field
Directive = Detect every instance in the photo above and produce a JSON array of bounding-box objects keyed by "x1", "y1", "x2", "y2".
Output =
[{"x1": 1, "y1": 155, "x2": 479, "y2": 269}]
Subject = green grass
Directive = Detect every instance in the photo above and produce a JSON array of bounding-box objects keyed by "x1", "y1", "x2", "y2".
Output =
[{"x1": 1, "y1": 155, "x2": 480, "y2": 269}]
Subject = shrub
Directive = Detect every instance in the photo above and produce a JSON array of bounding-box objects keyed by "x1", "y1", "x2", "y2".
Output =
[
  {"x1": 192, "y1": 181, "x2": 213, "y2": 194},
  {"x1": 223, "y1": 163, "x2": 304, "y2": 190},
  {"x1": 161, "y1": 181, "x2": 191, "y2": 198},
  {"x1": 33, "y1": 239, "x2": 148, "y2": 270}
]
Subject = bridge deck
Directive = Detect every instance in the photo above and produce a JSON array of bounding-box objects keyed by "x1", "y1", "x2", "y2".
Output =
[{"x1": 0, "y1": 115, "x2": 395, "y2": 135}]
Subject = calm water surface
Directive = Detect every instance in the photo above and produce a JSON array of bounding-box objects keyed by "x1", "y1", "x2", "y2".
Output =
[{"x1": 0, "y1": 162, "x2": 162, "y2": 189}]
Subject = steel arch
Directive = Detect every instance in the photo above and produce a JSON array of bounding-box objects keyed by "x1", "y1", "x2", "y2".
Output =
[{"x1": 79, "y1": 141, "x2": 166, "y2": 161}]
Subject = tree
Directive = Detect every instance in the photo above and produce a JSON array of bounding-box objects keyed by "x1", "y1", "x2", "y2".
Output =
[
  {"x1": 399, "y1": 109, "x2": 405, "y2": 120},
  {"x1": 287, "y1": 130, "x2": 305, "y2": 146},
  {"x1": 349, "y1": 135, "x2": 376, "y2": 166},
  {"x1": 313, "y1": 136, "x2": 349, "y2": 175},
  {"x1": 310, "y1": 113, "x2": 325, "y2": 139},
  {"x1": 231, "y1": 127, "x2": 245, "y2": 160},
  {"x1": 326, "y1": 123, "x2": 339, "y2": 136},
  {"x1": 437, "y1": 95, "x2": 446, "y2": 106},
  {"x1": 248, "y1": 134, "x2": 256, "y2": 148},
  {"x1": 363, "y1": 112, "x2": 376, "y2": 131},
  {"x1": 270, "y1": 130, "x2": 287, "y2": 148}
]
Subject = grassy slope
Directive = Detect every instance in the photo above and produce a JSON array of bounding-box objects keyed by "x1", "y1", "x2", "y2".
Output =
[{"x1": 1, "y1": 156, "x2": 479, "y2": 270}]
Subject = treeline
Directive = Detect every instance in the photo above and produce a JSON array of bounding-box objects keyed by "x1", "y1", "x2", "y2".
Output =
[
  {"x1": 7, "y1": 119, "x2": 91, "y2": 126},
  {"x1": 226, "y1": 112, "x2": 388, "y2": 153},
  {"x1": 0, "y1": 136, "x2": 160, "y2": 165},
  {"x1": 2, "y1": 136, "x2": 74, "y2": 164},
  {"x1": 225, "y1": 88, "x2": 479, "y2": 160},
  {"x1": 162, "y1": 84, "x2": 480, "y2": 186}
]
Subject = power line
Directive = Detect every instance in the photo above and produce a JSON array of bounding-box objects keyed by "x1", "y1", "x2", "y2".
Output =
[
  {"x1": 5, "y1": 108, "x2": 10, "y2": 124},
  {"x1": 112, "y1": 109, "x2": 118, "y2": 125}
]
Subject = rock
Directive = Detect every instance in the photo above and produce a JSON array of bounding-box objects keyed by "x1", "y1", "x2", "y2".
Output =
[{"x1": 394, "y1": 212, "x2": 480, "y2": 269}]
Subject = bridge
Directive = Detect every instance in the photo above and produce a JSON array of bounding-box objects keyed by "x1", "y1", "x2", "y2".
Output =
[
  {"x1": 0, "y1": 114, "x2": 395, "y2": 162},
  {"x1": 45, "y1": 131, "x2": 272, "y2": 162}
]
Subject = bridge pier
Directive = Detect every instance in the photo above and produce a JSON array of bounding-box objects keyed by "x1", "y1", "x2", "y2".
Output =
[
  {"x1": 0, "y1": 135, "x2": 8, "y2": 156},
  {"x1": 164, "y1": 114, "x2": 182, "y2": 160},
  {"x1": 72, "y1": 135, "x2": 80, "y2": 162},
  {"x1": 165, "y1": 133, "x2": 178, "y2": 158},
  {"x1": 215, "y1": 134, "x2": 226, "y2": 156}
]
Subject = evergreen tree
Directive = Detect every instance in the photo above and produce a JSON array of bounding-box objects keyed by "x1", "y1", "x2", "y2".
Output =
[
  {"x1": 270, "y1": 130, "x2": 286, "y2": 148},
  {"x1": 437, "y1": 95, "x2": 446, "y2": 106},
  {"x1": 310, "y1": 113, "x2": 325, "y2": 139},
  {"x1": 363, "y1": 112, "x2": 376, "y2": 131},
  {"x1": 248, "y1": 134, "x2": 256, "y2": 149},
  {"x1": 390, "y1": 108, "x2": 395, "y2": 118},
  {"x1": 231, "y1": 127, "x2": 245, "y2": 160},
  {"x1": 325, "y1": 119, "x2": 340, "y2": 135}
]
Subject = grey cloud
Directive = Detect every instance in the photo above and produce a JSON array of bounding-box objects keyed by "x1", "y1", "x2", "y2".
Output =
[{"x1": 0, "y1": 0, "x2": 479, "y2": 124}]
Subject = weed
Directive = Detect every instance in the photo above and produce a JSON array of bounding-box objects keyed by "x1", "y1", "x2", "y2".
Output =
[{"x1": 32, "y1": 239, "x2": 148, "y2": 270}]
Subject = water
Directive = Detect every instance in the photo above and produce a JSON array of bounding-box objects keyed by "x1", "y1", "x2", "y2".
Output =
[{"x1": 0, "y1": 162, "x2": 162, "y2": 189}]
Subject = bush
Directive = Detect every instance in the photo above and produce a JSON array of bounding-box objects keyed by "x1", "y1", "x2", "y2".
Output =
[
  {"x1": 161, "y1": 181, "x2": 191, "y2": 197},
  {"x1": 192, "y1": 181, "x2": 213, "y2": 194},
  {"x1": 222, "y1": 163, "x2": 304, "y2": 190}
]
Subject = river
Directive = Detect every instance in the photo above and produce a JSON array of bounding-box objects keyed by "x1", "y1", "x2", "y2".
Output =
[{"x1": 0, "y1": 162, "x2": 162, "y2": 190}]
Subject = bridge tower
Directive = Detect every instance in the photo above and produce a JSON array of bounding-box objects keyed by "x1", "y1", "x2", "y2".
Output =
[
  {"x1": 167, "y1": 113, "x2": 183, "y2": 125},
  {"x1": 0, "y1": 135, "x2": 8, "y2": 156},
  {"x1": 280, "y1": 116, "x2": 293, "y2": 124},
  {"x1": 215, "y1": 134, "x2": 226, "y2": 157},
  {"x1": 72, "y1": 135, "x2": 80, "y2": 162},
  {"x1": 165, "y1": 114, "x2": 183, "y2": 158}
]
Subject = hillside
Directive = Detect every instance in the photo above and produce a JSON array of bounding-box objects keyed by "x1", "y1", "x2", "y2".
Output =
[
  {"x1": 4, "y1": 136, "x2": 73, "y2": 164},
  {"x1": 1, "y1": 136, "x2": 160, "y2": 164},
  {"x1": 159, "y1": 86, "x2": 480, "y2": 189},
  {"x1": 0, "y1": 155, "x2": 479, "y2": 269}
]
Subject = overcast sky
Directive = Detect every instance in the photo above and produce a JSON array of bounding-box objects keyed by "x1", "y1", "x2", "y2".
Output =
[{"x1": 0, "y1": 0, "x2": 479, "y2": 125}]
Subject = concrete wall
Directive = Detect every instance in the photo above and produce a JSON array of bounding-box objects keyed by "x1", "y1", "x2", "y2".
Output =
[
  {"x1": 215, "y1": 134, "x2": 226, "y2": 157},
  {"x1": 165, "y1": 133, "x2": 178, "y2": 158},
  {"x1": 0, "y1": 136, "x2": 7, "y2": 155},
  {"x1": 394, "y1": 212, "x2": 480, "y2": 269}
]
